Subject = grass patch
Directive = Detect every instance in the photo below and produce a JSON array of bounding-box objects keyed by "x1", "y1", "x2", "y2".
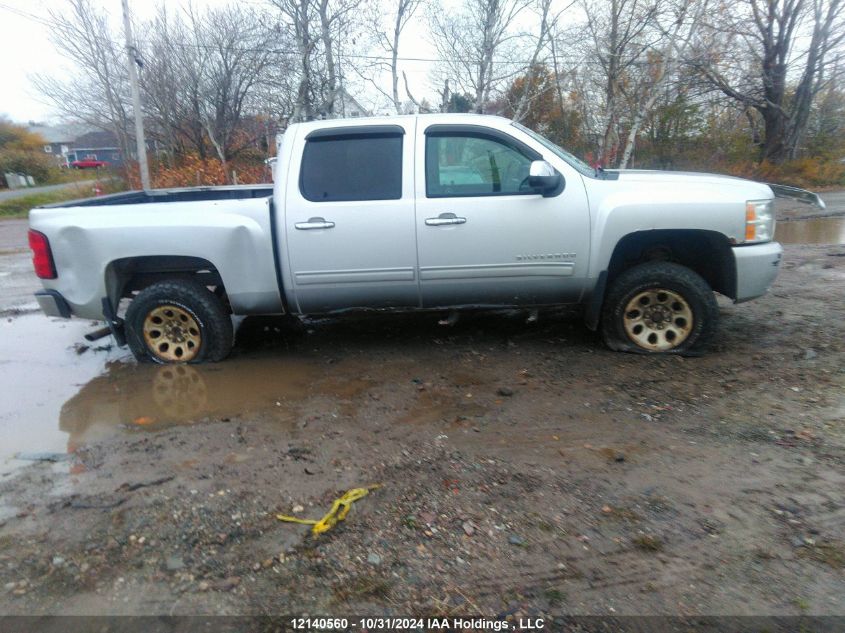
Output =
[
  {"x1": 47, "y1": 169, "x2": 115, "y2": 185},
  {"x1": 601, "y1": 504, "x2": 642, "y2": 523},
  {"x1": 1, "y1": 191, "x2": 77, "y2": 217},
  {"x1": 799, "y1": 540, "x2": 845, "y2": 569},
  {"x1": 333, "y1": 573, "x2": 391, "y2": 602},
  {"x1": 0, "y1": 181, "x2": 124, "y2": 218},
  {"x1": 544, "y1": 588, "x2": 565, "y2": 605},
  {"x1": 632, "y1": 534, "x2": 664, "y2": 552},
  {"x1": 794, "y1": 596, "x2": 811, "y2": 612}
]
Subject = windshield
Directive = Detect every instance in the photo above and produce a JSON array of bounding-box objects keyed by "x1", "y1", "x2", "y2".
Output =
[{"x1": 511, "y1": 122, "x2": 594, "y2": 177}]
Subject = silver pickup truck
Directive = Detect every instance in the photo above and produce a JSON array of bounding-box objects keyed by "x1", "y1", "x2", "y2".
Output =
[{"x1": 28, "y1": 113, "x2": 816, "y2": 363}]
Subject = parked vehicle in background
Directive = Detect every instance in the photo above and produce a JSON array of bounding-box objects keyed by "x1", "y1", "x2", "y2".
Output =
[
  {"x1": 70, "y1": 158, "x2": 108, "y2": 169},
  {"x1": 28, "y1": 114, "x2": 823, "y2": 363}
]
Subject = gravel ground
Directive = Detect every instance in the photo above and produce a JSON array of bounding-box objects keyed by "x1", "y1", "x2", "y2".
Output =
[{"x1": 0, "y1": 207, "x2": 843, "y2": 619}]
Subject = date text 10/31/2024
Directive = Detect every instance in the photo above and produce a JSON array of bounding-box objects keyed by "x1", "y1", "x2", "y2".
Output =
[{"x1": 289, "y1": 617, "x2": 546, "y2": 631}]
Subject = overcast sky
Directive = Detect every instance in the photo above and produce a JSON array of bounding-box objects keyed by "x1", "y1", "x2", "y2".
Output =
[
  {"x1": 0, "y1": 0, "x2": 59, "y2": 121},
  {"x1": 0, "y1": 0, "x2": 442, "y2": 124}
]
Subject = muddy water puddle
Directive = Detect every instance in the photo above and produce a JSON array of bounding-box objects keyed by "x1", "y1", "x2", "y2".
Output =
[
  {"x1": 0, "y1": 314, "x2": 372, "y2": 472},
  {"x1": 1, "y1": 307, "x2": 626, "y2": 473},
  {"x1": 776, "y1": 216, "x2": 845, "y2": 244},
  {"x1": 0, "y1": 315, "x2": 124, "y2": 470}
]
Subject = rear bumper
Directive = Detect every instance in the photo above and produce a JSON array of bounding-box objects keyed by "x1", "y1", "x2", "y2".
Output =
[
  {"x1": 35, "y1": 290, "x2": 72, "y2": 318},
  {"x1": 732, "y1": 241, "x2": 783, "y2": 303}
]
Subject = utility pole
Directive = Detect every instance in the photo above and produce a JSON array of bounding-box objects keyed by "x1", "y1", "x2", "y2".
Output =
[{"x1": 121, "y1": 0, "x2": 150, "y2": 190}]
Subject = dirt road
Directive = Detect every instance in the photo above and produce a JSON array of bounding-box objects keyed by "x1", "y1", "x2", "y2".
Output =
[
  {"x1": 0, "y1": 201, "x2": 843, "y2": 620},
  {"x1": 0, "y1": 219, "x2": 37, "y2": 313}
]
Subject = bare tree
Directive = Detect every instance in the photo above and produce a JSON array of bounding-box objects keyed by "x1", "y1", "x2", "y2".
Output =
[
  {"x1": 618, "y1": 0, "x2": 709, "y2": 168},
  {"x1": 33, "y1": 0, "x2": 133, "y2": 175},
  {"x1": 785, "y1": 0, "x2": 845, "y2": 157},
  {"x1": 361, "y1": 0, "x2": 423, "y2": 113},
  {"x1": 429, "y1": 0, "x2": 531, "y2": 113},
  {"x1": 271, "y1": 0, "x2": 319, "y2": 121},
  {"x1": 139, "y1": 4, "x2": 277, "y2": 176},
  {"x1": 509, "y1": 0, "x2": 572, "y2": 122},
  {"x1": 403, "y1": 70, "x2": 435, "y2": 112},
  {"x1": 141, "y1": 6, "x2": 203, "y2": 160},
  {"x1": 194, "y1": 6, "x2": 275, "y2": 172},
  {"x1": 270, "y1": 0, "x2": 366, "y2": 119},
  {"x1": 388, "y1": 0, "x2": 423, "y2": 112},
  {"x1": 576, "y1": 0, "x2": 662, "y2": 165},
  {"x1": 693, "y1": 0, "x2": 845, "y2": 162}
]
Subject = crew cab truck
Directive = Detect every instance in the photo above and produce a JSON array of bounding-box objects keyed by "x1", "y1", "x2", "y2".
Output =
[{"x1": 28, "y1": 113, "x2": 810, "y2": 363}]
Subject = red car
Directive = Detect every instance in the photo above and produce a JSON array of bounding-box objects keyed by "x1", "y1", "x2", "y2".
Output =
[{"x1": 70, "y1": 159, "x2": 107, "y2": 169}]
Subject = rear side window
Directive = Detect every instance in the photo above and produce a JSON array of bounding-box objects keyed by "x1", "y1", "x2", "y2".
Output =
[{"x1": 300, "y1": 135, "x2": 402, "y2": 202}]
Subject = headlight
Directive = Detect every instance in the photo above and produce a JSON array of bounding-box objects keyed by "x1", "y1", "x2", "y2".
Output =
[{"x1": 745, "y1": 199, "x2": 774, "y2": 243}]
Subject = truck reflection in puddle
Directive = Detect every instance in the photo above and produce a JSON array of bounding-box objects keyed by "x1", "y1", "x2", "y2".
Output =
[
  {"x1": 140, "y1": 365, "x2": 209, "y2": 422},
  {"x1": 59, "y1": 356, "x2": 324, "y2": 446}
]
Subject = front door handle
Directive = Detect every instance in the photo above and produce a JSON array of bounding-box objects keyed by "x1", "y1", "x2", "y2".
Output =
[
  {"x1": 425, "y1": 213, "x2": 467, "y2": 226},
  {"x1": 295, "y1": 217, "x2": 335, "y2": 230}
]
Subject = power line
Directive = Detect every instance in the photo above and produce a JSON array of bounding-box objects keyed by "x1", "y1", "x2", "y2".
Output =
[
  {"x1": 0, "y1": 2, "x2": 55, "y2": 28},
  {"x1": 136, "y1": 36, "x2": 656, "y2": 68}
]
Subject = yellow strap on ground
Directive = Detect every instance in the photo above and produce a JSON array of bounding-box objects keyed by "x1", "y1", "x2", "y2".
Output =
[{"x1": 276, "y1": 485, "x2": 382, "y2": 536}]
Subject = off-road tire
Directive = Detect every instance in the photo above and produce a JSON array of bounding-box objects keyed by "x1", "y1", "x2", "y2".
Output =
[
  {"x1": 601, "y1": 261, "x2": 718, "y2": 355},
  {"x1": 125, "y1": 279, "x2": 233, "y2": 364}
]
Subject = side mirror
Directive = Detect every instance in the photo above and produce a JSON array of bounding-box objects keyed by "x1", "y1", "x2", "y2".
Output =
[{"x1": 528, "y1": 160, "x2": 563, "y2": 196}]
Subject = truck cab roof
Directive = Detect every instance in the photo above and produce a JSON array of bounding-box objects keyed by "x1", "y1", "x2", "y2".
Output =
[{"x1": 288, "y1": 113, "x2": 514, "y2": 136}]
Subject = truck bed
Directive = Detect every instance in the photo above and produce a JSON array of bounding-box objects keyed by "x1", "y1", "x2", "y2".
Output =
[{"x1": 41, "y1": 184, "x2": 274, "y2": 208}]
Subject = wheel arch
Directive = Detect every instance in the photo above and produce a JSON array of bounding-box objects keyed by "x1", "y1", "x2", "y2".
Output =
[
  {"x1": 585, "y1": 229, "x2": 735, "y2": 330},
  {"x1": 105, "y1": 255, "x2": 227, "y2": 312}
]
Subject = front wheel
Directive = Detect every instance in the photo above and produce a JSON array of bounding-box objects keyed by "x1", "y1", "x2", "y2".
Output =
[
  {"x1": 125, "y1": 279, "x2": 233, "y2": 364},
  {"x1": 601, "y1": 261, "x2": 718, "y2": 355}
]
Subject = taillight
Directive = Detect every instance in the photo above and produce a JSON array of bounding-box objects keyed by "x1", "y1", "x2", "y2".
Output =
[{"x1": 28, "y1": 229, "x2": 57, "y2": 279}]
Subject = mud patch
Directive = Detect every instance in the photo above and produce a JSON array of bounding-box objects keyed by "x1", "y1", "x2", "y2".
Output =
[{"x1": 1, "y1": 244, "x2": 844, "y2": 616}]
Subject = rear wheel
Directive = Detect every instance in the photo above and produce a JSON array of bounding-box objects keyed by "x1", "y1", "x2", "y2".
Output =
[
  {"x1": 125, "y1": 279, "x2": 233, "y2": 364},
  {"x1": 601, "y1": 261, "x2": 718, "y2": 355}
]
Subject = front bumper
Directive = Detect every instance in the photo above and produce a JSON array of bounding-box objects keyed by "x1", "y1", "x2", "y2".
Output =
[
  {"x1": 35, "y1": 290, "x2": 72, "y2": 318},
  {"x1": 732, "y1": 241, "x2": 783, "y2": 303}
]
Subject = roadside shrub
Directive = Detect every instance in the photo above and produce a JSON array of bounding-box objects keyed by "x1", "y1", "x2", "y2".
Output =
[
  {"x1": 723, "y1": 158, "x2": 845, "y2": 189},
  {"x1": 125, "y1": 154, "x2": 270, "y2": 189},
  {"x1": 0, "y1": 149, "x2": 53, "y2": 184}
]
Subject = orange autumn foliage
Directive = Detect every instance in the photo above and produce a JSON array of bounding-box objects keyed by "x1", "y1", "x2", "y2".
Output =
[
  {"x1": 722, "y1": 158, "x2": 845, "y2": 190},
  {"x1": 126, "y1": 154, "x2": 270, "y2": 189}
]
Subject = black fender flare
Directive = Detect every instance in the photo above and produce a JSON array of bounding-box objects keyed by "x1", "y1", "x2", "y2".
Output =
[{"x1": 584, "y1": 270, "x2": 608, "y2": 331}]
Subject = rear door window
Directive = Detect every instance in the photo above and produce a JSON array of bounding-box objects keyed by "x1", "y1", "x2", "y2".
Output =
[{"x1": 300, "y1": 135, "x2": 402, "y2": 202}]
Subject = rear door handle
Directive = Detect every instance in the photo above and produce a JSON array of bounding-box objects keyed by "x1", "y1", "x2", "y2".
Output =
[
  {"x1": 425, "y1": 213, "x2": 466, "y2": 226},
  {"x1": 295, "y1": 217, "x2": 335, "y2": 230}
]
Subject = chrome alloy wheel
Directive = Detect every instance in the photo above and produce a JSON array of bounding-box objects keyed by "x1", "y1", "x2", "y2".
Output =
[
  {"x1": 143, "y1": 305, "x2": 202, "y2": 362},
  {"x1": 622, "y1": 289, "x2": 693, "y2": 351}
]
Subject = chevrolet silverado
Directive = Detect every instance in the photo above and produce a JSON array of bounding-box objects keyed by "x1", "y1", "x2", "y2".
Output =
[{"x1": 29, "y1": 114, "x2": 820, "y2": 363}]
